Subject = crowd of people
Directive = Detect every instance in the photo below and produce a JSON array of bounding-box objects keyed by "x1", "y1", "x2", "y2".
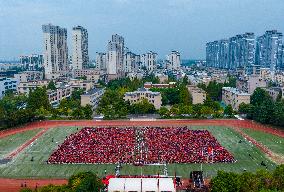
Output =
[
  {"x1": 48, "y1": 127, "x2": 135, "y2": 164},
  {"x1": 48, "y1": 126, "x2": 235, "y2": 164},
  {"x1": 143, "y1": 127, "x2": 235, "y2": 164}
]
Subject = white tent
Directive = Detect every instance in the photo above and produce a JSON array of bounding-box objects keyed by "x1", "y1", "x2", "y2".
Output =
[{"x1": 108, "y1": 177, "x2": 176, "y2": 192}]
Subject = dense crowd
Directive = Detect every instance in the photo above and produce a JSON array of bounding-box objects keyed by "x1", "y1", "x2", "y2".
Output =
[
  {"x1": 48, "y1": 127, "x2": 135, "y2": 164},
  {"x1": 143, "y1": 127, "x2": 235, "y2": 164},
  {"x1": 48, "y1": 127, "x2": 235, "y2": 164}
]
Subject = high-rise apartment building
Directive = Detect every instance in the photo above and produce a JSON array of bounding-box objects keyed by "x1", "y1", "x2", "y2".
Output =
[
  {"x1": 256, "y1": 30, "x2": 283, "y2": 72},
  {"x1": 206, "y1": 32, "x2": 255, "y2": 71},
  {"x1": 106, "y1": 34, "x2": 124, "y2": 75},
  {"x1": 42, "y1": 24, "x2": 68, "y2": 76},
  {"x1": 123, "y1": 52, "x2": 135, "y2": 73},
  {"x1": 141, "y1": 51, "x2": 157, "y2": 72},
  {"x1": 95, "y1": 52, "x2": 106, "y2": 70},
  {"x1": 72, "y1": 26, "x2": 89, "y2": 70},
  {"x1": 20, "y1": 54, "x2": 43, "y2": 71},
  {"x1": 166, "y1": 51, "x2": 181, "y2": 70}
]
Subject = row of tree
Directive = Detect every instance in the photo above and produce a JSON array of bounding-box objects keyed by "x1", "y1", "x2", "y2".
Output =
[
  {"x1": 21, "y1": 172, "x2": 103, "y2": 192},
  {"x1": 210, "y1": 165, "x2": 284, "y2": 192},
  {"x1": 239, "y1": 87, "x2": 284, "y2": 127},
  {"x1": 0, "y1": 87, "x2": 93, "y2": 130}
]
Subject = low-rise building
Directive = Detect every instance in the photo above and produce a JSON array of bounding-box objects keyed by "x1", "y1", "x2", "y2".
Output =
[
  {"x1": 68, "y1": 79, "x2": 94, "y2": 91},
  {"x1": 17, "y1": 80, "x2": 49, "y2": 95},
  {"x1": 48, "y1": 85, "x2": 72, "y2": 107},
  {"x1": 14, "y1": 71, "x2": 43, "y2": 82},
  {"x1": 222, "y1": 87, "x2": 251, "y2": 110},
  {"x1": 187, "y1": 85, "x2": 206, "y2": 104},
  {"x1": 81, "y1": 88, "x2": 105, "y2": 111},
  {"x1": 0, "y1": 77, "x2": 19, "y2": 98},
  {"x1": 264, "y1": 87, "x2": 284, "y2": 101},
  {"x1": 73, "y1": 69, "x2": 101, "y2": 82},
  {"x1": 237, "y1": 75, "x2": 267, "y2": 94},
  {"x1": 124, "y1": 88, "x2": 162, "y2": 109},
  {"x1": 144, "y1": 82, "x2": 176, "y2": 89}
]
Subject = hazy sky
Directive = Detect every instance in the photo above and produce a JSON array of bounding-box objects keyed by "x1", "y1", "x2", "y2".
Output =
[{"x1": 1, "y1": 0, "x2": 284, "y2": 60}]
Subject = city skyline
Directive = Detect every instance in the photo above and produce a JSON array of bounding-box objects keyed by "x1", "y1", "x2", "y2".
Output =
[{"x1": 1, "y1": 0, "x2": 284, "y2": 60}]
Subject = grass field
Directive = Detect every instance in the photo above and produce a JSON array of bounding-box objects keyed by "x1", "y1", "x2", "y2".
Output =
[
  {"x1": 0, "y1": 129, "x2": 42, "y2": 158},
  {"x1": 241, "y1": 128, "x2": 284, "y2": 155},
  {"x1": 0, "y1": 126, "x2": 277, "y2": 179}
]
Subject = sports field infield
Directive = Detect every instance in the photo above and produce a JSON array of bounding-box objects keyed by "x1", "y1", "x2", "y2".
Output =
[
  {"x1": 0, "y1": 129, "x2": 42, "y2": 159},
  {"x1": 0, "y1": 125, "x2": 278, "y2": 179},
  {"x1": 241, "y1": 128, "x2": 284, "y2": 155}
]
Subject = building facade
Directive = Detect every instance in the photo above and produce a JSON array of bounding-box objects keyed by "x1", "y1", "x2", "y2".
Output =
[
  {"x1": 187, "y1": 85, "x2": 206, "y2": 104},
  {"x1": 141, "y1": 51, "x2": 157, "y2": 72},
  {"x1": 206, "y1": 32, "x2": 255, "y2": 71},
  {"x1": 20, "y1": 54, "x2": 43, "y2": 71},
  {"x1": 95, "y1": 52, "x2": 106, "y2": 70},
  {"x1": 106, "y1": 34, "x2": 124, "y2": 76},
  {"x1": 166, "y1": 51, "x2": 181, "y2": 70},
  {"x1": 72, "y1": 26, "x2": 89, "y2": 70},
  {"x1": 81, "y1": 88, "x2": 105, "y2": 111},
  {"x1": 42, "y1": 24, "x2": 68, "y2": 77},
  {"x1": 255, "y1": 30, "x2": 283, "y2": 72},
  {"x1": 14, "y1": 71, "x2": 44, "y2": 82},
  {"x1": 0, "y1": 77, "x2": 19, "y2": 98},
  {"x1": 124, "y1": 88, "x2": 162, "y2": 109},
  {"x1": 222, "y1": 87, "x2": 251, "y2": 110}
]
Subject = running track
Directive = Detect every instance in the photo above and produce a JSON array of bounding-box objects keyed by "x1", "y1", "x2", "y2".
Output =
[{"x1": 0, "y1": 119, "x2": 283, "y2": 191}]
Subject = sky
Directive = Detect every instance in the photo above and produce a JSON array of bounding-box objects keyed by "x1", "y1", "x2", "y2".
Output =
[{"x1": 0, "y1": 0, "x2": 284, "y2": 60}]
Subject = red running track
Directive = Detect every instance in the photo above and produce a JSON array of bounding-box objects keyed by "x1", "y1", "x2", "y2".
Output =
[{"x1": 0, "y1": 119, "x2": 283, "y2": 139}]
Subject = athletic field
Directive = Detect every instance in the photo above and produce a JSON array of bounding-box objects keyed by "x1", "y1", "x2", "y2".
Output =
[{"x1": 1, "y1": 120, "x2": 283, "y2": 179}]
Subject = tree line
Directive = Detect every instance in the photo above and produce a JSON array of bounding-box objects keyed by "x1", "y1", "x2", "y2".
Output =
[
  {"x1": 210, "y1": 164, "x2": 284, "y2": 192},
  {"x1": 0, "y1": 86, "x2": 93, "y2": 130},
  {"x1": 239, "y1": 87, "x2": 284, "y2": 127}
]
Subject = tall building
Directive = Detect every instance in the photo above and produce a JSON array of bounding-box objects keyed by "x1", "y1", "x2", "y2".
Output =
[
  {"x1": 206, "y1": 32, "x2": 255, "y2": 71},
  {"x1": 20, "y1": 54, "x2": 43, "y2": 71},
  {"x1": 42, "y1": 24, "x2": 68, "y2": 76},
  {"x1": 123, "y1": 52, "x2": 136, "y2": 73},
  {"x1": 256, "y1": 30, "x2": 283, "y2": 72},
  {"x1": 141, "y1": 51, "x2": 157, "y2": 72},
  {"x1": 106, "y1": 34, "x2": 124, "y2": 76},
  {"x1": 72, "y1": 26, "x2": 89, "y2": 70},
  {"x1": 166, "y1": 51, "x2": 181, "y2": 70},
  {"x1": 95, "y1": 52, "x2": 106, "y2": 70}
]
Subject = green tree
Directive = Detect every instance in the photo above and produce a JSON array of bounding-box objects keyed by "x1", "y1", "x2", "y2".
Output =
[
  {"x1": 27, "y1": 87, "x2": 50, "y2": 111},
  {"x1": 272, "y1": 164, "x2": 284, "y2": 190},
  {"x1": 71, "y1": 88, "x2": 85, "y2": 101},
  {"x1": 83, "y1": 104, "x2": 93, "y2": 119},
  {"x1": 158, "y1": 106, "x2": 169, "y2": 117},
  {"x1": 224, "y1": 104, "x2": 234, "y2": 117},
  {"x1": 179, "y1": 85, "x2": 192, "y2": 105},
  {"x1": 96, "y1": 90, "x2": 129, "y2": 119},
  {"x1": 210, "y1": 171, "x2": 241, "y2": 192},
  {"x1": 47, "y1": 81, "x2": 56, "y2": 90},
  {"x1": 68, "y1": 172, "x2": 103, "y2": 192},
  {"x1": 130, "y1": 99, "x2": 156, "y2": 114}
]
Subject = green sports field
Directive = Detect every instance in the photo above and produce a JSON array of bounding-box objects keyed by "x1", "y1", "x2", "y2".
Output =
[
  {"x1": 0, "y1": 129, "x2": 42, "y2": 159},
  {"x1": 241, "y1": 128, "x2": 284, "y2": 155},
  {"x1": 0, "y1": 126, "x2": 279, "y2": 179}
]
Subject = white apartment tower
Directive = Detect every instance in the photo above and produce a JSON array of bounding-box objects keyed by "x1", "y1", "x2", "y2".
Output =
[
  {"x1": 123, "y1": 52, "x2": 136, "y2": 73},
  {"x1": 141, "y1": 51, "x2": 157, "y2": 72},
  {"x1": 95, "y1": 52, "x2": 106, "y2": 70},
  {"x1": 72, "y1": 26, "x2": 89, "y2": 70},
  {"x1": 106, "y1": 34, "x2": 124, "y2": 75},
  {"x1": 167, "y1": 51, "x2": 181, "y2": 70},
  {"x1": 42, "y1": 24, "x2": 68, "y2": 76}
]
